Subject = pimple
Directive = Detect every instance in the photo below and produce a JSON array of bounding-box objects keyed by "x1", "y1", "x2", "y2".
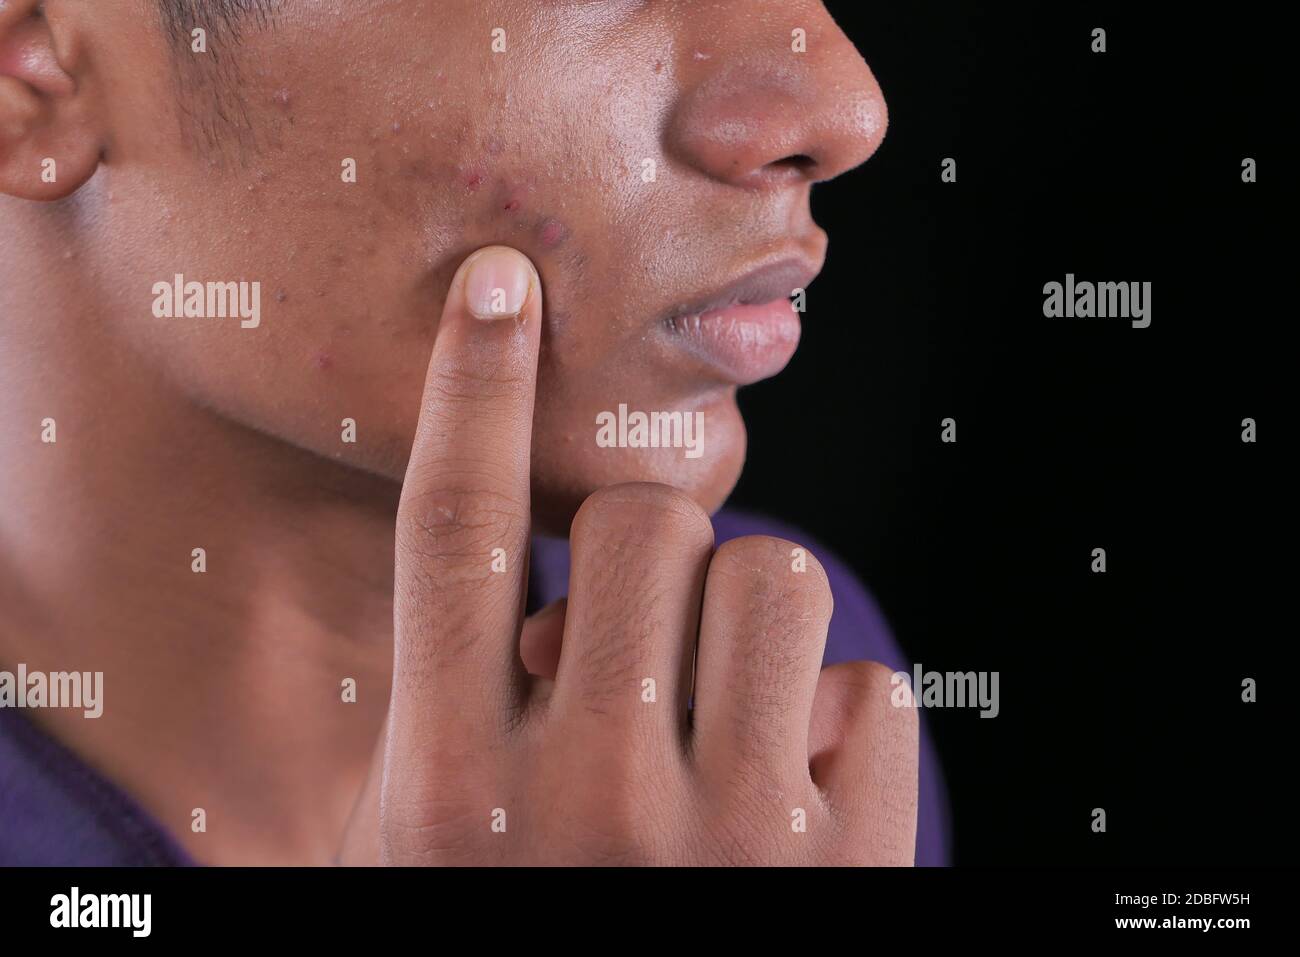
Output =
[
  {"x1": 273, "y1": 88, "x2": 292, "y2": 109},
  {"x1": 313, "y1": 351, "x2": 332, "y2": 371},
  {"x1": 275, "y1": 289, "x2": 288, "y2": 303},
  {"x1": 539, "y1": 218, "x2": 568, "y2": 248}
]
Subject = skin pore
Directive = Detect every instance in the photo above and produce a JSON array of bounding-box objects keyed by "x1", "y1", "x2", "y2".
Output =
[{"x1": 0, "y1": 0, "x2": 887, "y2": 864}]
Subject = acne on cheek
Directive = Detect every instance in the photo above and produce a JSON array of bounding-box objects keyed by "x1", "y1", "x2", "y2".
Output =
[
  {"x1": 457, "y1": 164, "x2": 571, "y2": 251},
  {"x1": 538, "y1": 218, "x2": 568, "y2": 249}
]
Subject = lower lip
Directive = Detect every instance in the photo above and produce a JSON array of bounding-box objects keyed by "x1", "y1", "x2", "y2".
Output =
[{"x1": 663, "y1": 299, "x2": 802, "y2": 386}]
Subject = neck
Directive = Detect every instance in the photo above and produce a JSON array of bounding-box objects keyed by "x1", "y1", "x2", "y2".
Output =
[{"x1": 0, "y1": 278, "x2": 399, "y2": 864}]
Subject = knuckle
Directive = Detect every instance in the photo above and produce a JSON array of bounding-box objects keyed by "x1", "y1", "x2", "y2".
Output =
[
  {"x1": 828, "y1": 659, "x2": 901, "y2": 698},
  {"x1": 539, "y1": 747, "x2": 682, "y2": 864},
  {"x1": 814, "y1": 662, "x2": 921, "y2": 776},
  {"x1": 709, "y1": 535, "x2": 834, "y2": 631},
  {"x1": 379, "y1": 792, "x2": 483, "y2": 865},
  {"x1": 842, "y1": 660, "x2": 920, "y2": 733},
  {"x1": 571, "y1": 482, "x2": 713, "y2": 552},
  {"x1": 426, "y1": 358, "x2": 531, "y2": 405},
  {"x1": 558, "y1": 767, "x2": 656, "y2": 859},
  {"x1": 397, "y1": 483, "x2": 523, "y2": 575}
]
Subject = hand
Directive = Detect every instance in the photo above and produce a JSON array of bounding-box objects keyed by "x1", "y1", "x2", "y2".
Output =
[{"x1": 339, "y1": 245, "x2": 918, "y2": 865}]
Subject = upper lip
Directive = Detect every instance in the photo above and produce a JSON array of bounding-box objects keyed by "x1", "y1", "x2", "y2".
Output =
[{"x1": 663, "y1": 256, "x2": 823, "y2": 324}]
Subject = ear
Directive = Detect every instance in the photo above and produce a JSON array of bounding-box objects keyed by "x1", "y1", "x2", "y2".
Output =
[{"x1": 0, "y1": 0, "x2": 101, "y2": 201}]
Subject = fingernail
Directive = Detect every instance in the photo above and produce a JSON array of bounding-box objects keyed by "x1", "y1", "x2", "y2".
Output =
[{"x1": 464, "y1": 247, "x2": 532, "y2": 321}]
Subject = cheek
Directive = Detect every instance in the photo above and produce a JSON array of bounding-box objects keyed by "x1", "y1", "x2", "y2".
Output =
[{"x1": 461, "y1": 166, "x2": 574, "y2": 255}]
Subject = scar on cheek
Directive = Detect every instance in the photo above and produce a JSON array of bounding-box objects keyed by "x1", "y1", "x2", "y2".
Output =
[{"x1": 539, "y1": 218, "x2": 568, "y2": 248}]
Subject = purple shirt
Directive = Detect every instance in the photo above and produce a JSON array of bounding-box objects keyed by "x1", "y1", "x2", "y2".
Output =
[{"x1": 0, "y1": 508, "x2": 950, "y2": 865}]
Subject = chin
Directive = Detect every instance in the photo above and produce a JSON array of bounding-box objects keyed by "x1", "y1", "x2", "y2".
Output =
[{"x1": 529, "y1": 401, "x2": 748, "y2": 537}]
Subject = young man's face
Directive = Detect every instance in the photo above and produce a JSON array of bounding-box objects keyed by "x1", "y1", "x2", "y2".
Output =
[{"x1": 38, "y1": 0, "x2": 884, "y2": 532}]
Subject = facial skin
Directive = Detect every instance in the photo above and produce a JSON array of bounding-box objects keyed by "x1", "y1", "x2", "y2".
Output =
[
  {"x1": 0, "y1": 0, "x2": 888, "y2": 864},
  {"x1": 4, "y1": 0, "x2": 885, "y2": 529}
]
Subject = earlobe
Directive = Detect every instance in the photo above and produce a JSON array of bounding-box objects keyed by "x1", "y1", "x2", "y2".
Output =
[{"x1": 0, "y1": 0, "x2": 101, "y2": 201}]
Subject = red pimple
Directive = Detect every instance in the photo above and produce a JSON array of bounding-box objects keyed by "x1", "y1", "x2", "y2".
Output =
[
  {"x1": 313, "y1": 351, "x2": 332, "y2": 371},
  {"x1": 464, "y1": 171, "x2": 484, "y2": 192},
  {"x1": 539, "y1": 218, "x2": 567, "y2": 248}
]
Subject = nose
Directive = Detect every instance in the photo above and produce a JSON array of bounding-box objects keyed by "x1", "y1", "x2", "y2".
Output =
[{"x1": 665, "y1": 7, "x2": 887, "y2": 189}]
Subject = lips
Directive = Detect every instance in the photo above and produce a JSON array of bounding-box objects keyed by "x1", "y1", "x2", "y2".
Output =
[{"x1": 660, "y1": 259, "x2": 820, "y2": 386}]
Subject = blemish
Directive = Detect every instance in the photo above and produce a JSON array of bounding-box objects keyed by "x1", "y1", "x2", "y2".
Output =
[
  {"x1": 538, "y1": 218, "x2": 568, "y2": 248},
  {"x1": 275, "y1": 289, "x2": 288, "y2": 304},
  {"x1": 464, "y1": 170, "x2": 484, "y2": 192},
  {"x1": 653, "y1": 60, "x2": 664, "y2": 73},
  {"x1": 503, "y1": 197, "x2": 521, "y2": 213},
  {"x1": 273, "y1": 88, "x2": 292, "y2": 109},
  {"x1": 693, "y1": 51, "x2": 712, "y2": 61},
  {"x1": 313, "y1": 351, "x2": 332, "y2": 371}
]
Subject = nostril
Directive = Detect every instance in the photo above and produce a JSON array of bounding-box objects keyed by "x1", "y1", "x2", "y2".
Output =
[
  {"x1": 765, "y1": 154, "x2": 818, "y2": 181},
  {"x1": 781, "y1": 154, "x2": 817, "y2": 172}
]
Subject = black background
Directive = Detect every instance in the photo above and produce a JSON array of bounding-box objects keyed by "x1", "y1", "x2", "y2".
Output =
[{"x1": 731, "y1": 3, "x2": 1290, "y2": 864}]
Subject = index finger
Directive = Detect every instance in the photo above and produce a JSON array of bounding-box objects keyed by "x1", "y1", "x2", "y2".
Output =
[{"x1": 391, "y1": 245, "x2": 543, "y2": 758}]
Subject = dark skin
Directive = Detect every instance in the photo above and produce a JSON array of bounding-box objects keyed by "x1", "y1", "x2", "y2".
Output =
[{"x1": 0, "y1": 0, "x2": 914, "y2": 864}]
